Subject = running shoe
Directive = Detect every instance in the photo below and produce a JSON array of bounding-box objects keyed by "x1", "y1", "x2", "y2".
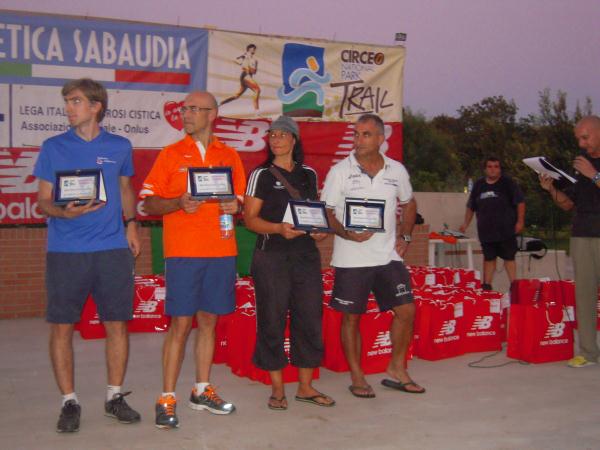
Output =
[
  {"x1": 56, "y1": 400, "x2": 81, "y2": 433},
  {"x1": 155, "y1": 394, "x2": 179, "y2": 429},
  {"x1": 188, "y1": 385, "x2": 235, "y2": 415},
  {"x1": 105, "y1": 391, "x2": 141, "y2": 423}
]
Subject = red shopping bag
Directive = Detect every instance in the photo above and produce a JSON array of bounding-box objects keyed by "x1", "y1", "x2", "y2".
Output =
[
  {"x1": 213, "y1": 312, "x2": 234, "y2": 364},
  {"x1": 510, "y1": 279, "x2": 542, "y2": 305},
  {"x1": 235, "y1": 277, "x2": 256, "y2": 308},
  {"x1": 360, "y1": 310, "x2": 394, "y2": 374},
  {"x1": 507, "y1": 303, "x2": 574, "y2": 363},
  {"x1": 128, "y1": 275, "x2": 170, "y2": 333},
  {"x1": 226, "y1": 303, "x2": 256, "y2": 378},
  {"x1": 452, "y1": 268, "x2": 482, "y2": 290},
  {"x1": 227, "y1": 305, "x2": 304, "y2": 385},
  {"x1": 77, "y1": 295, "x2": 106, "y2": 339},
  {"x1": 321, "y1": 305, "x2": 349, "y2": 372},
  {"x1": 414, "y1": 295, "x2": 465, "y2": 361},
  {"x1": 462, "y1": 292, "x2": 502, "y2": 353}
]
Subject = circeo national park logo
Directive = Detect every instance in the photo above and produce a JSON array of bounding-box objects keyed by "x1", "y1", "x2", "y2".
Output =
[{"x1": 277, "y1": 43, "x2": 331, "y2": 118}]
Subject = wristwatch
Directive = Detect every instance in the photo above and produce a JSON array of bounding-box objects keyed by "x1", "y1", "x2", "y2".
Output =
[
  {"x1": 592, "y1": 172, "x2": 600, "y2": 184},
  {"x1": 401, "y1": 234, "x2": 412, "y2": 243}
]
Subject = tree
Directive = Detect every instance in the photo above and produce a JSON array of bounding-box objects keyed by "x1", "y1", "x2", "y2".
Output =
[{"x1": 402, "y1": 108, "x2": 463, "y2": 192}]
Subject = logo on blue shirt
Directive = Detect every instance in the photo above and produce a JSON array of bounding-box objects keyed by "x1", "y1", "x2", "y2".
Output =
[{"x1": 96, "y1": 156, "x2": 116, "y2": 165}]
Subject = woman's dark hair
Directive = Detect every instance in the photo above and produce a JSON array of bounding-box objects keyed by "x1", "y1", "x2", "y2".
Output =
[{"x1": 261, "y1": 135, "x2": 305, "y2": 167}]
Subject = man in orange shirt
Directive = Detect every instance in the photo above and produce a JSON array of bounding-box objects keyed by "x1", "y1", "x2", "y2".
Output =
[{"x1": 141, "y1": 91, "x2": 246, "y2": 429}]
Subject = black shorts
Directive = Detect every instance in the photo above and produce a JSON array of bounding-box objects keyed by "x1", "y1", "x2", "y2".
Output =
[
  {"x1": 46, "y1": 249, "x2": 135, "y2": 324},
  {"x1": 481, "y1": 237, "x2": 518, "y2": 261},
  {"x1": 331, "y1": 260, "x2": 413, "y2": 314}
]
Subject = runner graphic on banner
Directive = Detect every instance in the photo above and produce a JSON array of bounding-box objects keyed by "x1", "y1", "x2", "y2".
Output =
[{"x1": 208, "y1": 30, "x2": 405, "y2": 122}]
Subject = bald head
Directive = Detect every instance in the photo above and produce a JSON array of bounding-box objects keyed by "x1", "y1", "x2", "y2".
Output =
[
  {"x1": 575, "y1": 115, "x2": 600, "y2": 157},
  {"x1": 182, "y1": 91, "x2": 218, "y2": 141},
  {"x1": 185, "y1": 91, "x2": 218, "y2": 110}
]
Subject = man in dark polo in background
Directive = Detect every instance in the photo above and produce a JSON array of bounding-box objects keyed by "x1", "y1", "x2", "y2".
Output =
[
  {"x1": 460, "y1": 157, "x2": 525, "y2": 291},
  {"x1": 540, "y1": 115, "x2": 600, "y2": 368},
  {"x1": 321, "y1": 113, "x2": 425, "y2": 399},
  {"x1": 33, "y1": 78, "x2": 141, "y2": 433}
]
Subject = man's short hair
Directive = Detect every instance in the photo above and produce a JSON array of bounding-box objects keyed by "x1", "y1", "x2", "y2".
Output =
[
  {"x1": 356, "y1": 113, "x2": 385, "y2": 135},
  {"x1": 484, "y1": 156, "x2": 502, "y2": 169},
  {"x1": 62, "y1": 78, "x2": 108, "y2": 122},
  {"x1": 246, "y1": 44, "x2": 257, "y2": 51}
]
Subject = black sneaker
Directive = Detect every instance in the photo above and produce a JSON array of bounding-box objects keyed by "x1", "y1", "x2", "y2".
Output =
[
  {"x1": 188, "y1": 385, "x2": 235, "y2": 415},
  {"x1": 104, "y1": 391, "x2": 141, "y2": 424},
  {"x1": 155, "y1": 395, "x2": 179, "y2": 429},
  {"x1": 482, "y1": 283, "x2": 493, "y2": 291},
  {"x1": 56, "y1": 400, "x2": 81, "y2": 433}
]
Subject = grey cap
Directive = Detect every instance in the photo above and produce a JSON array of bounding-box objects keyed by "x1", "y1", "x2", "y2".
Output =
[{"x1": 268, "y1": 115, "x2": 299, "y2": 137}]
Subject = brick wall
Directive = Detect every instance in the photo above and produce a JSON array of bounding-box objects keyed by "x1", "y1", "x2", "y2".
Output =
[
  {"x1": 0, "y1": 227, "x2": 153, "y2": 319},
  {"x1": 1, "y1": 224, "x2": 429, "y2": 319}
]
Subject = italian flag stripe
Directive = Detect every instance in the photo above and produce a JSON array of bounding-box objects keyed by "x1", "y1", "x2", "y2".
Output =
[
  {"x1": 115, "y1": 70, "x2": 190, "y2": 85},
  {"x1": 0, "y1": 63, "x2": 189, "y2": 86},
  {"x1": 32, "y1": 64, "x2": 115, "y2": 81},
  {"x1": 0, "y1": 63, "x2": 32, "y2": 77}
]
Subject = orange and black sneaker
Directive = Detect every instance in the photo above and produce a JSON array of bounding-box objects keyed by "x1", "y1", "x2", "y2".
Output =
[
  {"x1": 155, "y1": 394, "x2": 178, "y2": 429},
  {"x1": 188, "y1": 385, "x2": 235, "y2": 415}
]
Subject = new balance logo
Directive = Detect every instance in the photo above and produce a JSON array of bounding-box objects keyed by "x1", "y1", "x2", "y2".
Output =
[
  {"x1": 471, "y1": 316, "x2": 493, "y2": 331},
  {"x1": 366, "y1": 331, "x2": 392, "y2": 356},
  {"x1": 135, "y1": 300, "x2": 159, "y2": 314},
  {"x1": 438, "y1": 320, "x2": 456, "y2": 336},
  {"x1": 544, "y1": 322, "x2": 565, "y2": 339},
  {"x1": 0, "y1": 149, "x2": 39, "y2": 193},
  {"x1": 214, "y1": 119, "x2": 269, "y2": 152},
  {"x1": 372, "y1": 331, "x2": 391, "y2": 349}
]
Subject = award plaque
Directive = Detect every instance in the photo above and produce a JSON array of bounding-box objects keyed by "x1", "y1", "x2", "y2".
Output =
[
  {"x1": 187, "y1": 167, "x2": 235, "y2": 199},
  {"x1": 289, "y1": 200, "x2": 332, "y2": 232},
  {"x1": 54, "y1": 169, "x2": 106, "y2": 205},
  {"x1": 344, "y1": 197, "x2": 386, "y2": 232}
]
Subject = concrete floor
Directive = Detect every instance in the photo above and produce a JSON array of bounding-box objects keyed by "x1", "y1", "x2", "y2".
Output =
[{"x1": 2, "y1": 318, "x2": 599, "y2": 450}]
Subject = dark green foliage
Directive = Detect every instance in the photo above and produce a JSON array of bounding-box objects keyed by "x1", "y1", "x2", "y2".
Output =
[{"x1": 402, "y1": 90, "x2": 594, "y2": 234}]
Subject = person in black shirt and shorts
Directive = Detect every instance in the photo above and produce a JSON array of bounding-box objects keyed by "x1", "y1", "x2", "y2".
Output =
[
  {"x1": 460, "y1": 157, "x2": 525, "y2": 291},
  {"x1": 244, "y1": 116, "x2": 335, "y2": 410}
]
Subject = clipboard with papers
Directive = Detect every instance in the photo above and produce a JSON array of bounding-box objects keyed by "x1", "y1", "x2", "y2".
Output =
[{"x1": 522, "y1": 157, "x2": 576, "y2": 184}]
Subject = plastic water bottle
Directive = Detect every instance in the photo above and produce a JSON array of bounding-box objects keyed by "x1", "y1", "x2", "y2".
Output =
[
  {"x1": 467, "y1": 178, "x2": 473, "y2": 193},
  {"x1": 220, "y1": 213, "x2": 234, "y2": 239}
]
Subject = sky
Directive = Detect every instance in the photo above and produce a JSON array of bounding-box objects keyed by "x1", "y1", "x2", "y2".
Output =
[{"x1": 1, "y1": 0, "x2": 598, "y2": 118}]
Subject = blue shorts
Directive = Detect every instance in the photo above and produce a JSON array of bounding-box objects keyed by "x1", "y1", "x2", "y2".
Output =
[
  {"x1": 165, "y1": 257, "x2": 236, "y2": 316},
  {"x1": 46, "y1": 249, "x2": 134, "y2": 324}
]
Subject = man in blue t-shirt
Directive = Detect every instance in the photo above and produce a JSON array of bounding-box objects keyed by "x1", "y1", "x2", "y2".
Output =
[
  {"x1": 33, "y1": 79, "x2": 141, "y2": 433},
  {"x1": 460, "y1": 157, "x2": 525, "y2": 291}
]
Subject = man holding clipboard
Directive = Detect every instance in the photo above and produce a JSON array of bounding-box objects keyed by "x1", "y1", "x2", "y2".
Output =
[
  {"x1": 539, "y1": 115, "x2": 600, "y2": 369},
  {"x1": 321, "y1": 113, "x2": 425, "y2": 398},
  {"x1": 34, "y1": 79, "x2": 141, "y2": 433}
]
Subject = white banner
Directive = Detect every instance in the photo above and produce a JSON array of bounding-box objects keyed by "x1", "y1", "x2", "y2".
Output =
[
  {"x1": 0, "y1": 84, "x2": 9, "y2": 147},
  {"x1": 208, "y1": 30, "x2": 405, "y2": 122},
  {"x1": 11, "y1": 85, "x2": 187, "y2": 148}
]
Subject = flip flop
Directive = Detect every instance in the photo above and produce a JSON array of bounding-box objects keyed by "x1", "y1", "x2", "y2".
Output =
[
  {"x1": 348, "y1": 385, "x2": 376, "y2": 398},
  {"x1": 268, "y1": 396, "x2": 287, "y2": 410},
  {"x1": 294, "y1": 392, "x2": 335, "y2": 407},
  {"x1": 381, "y1": 379, "x2": 426, "y2": 394}
]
